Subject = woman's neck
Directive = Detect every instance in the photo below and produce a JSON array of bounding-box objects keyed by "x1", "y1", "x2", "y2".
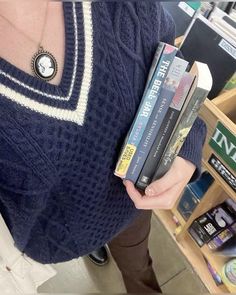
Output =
[
  {"x1": 0, "y1": 1, "x2": 49, "y2": 45},
  {"x1": 0, "y1": 1, "x2": 65, "y2": 86}
]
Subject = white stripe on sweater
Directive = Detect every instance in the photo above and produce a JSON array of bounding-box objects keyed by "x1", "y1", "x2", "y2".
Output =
[{"x1": 0, "y1": 2, "x2": 93, "y2": 126}]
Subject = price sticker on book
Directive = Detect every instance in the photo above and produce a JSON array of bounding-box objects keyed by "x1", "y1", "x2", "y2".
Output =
[{"x1": 115, "y1": 144, "x2": 136, "y2": 177}]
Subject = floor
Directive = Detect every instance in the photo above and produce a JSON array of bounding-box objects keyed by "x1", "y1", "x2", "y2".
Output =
[{"x1": 38, "y1": 214, "x2": 207, "y2": 293}]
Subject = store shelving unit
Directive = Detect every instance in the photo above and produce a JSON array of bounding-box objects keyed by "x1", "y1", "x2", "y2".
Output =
[{"x1": 154, "y1": 88, "x2": 236, "y2": 293}]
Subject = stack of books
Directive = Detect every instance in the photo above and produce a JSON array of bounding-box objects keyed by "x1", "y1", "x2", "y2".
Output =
[{"x1": 114, "y1": 42, "x2": 212, "y2": 190}]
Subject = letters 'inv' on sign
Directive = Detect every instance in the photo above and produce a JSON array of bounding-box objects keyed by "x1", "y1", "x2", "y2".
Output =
[{"x1": 209, "y1": 121, "x2": 236, "y2": 172}]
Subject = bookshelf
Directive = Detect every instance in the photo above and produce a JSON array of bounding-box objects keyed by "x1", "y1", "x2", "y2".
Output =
[{"x1": 154, "y1": 88, "x2": 236, "y2": 293}]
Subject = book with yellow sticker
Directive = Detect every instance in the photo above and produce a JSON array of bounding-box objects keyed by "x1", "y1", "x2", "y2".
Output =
[{"x1": 114, "y1": 42, "x2": 178, "y2": 178}]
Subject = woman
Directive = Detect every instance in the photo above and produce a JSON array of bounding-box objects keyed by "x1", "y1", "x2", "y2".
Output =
[{"x1": 0, "y1": 1, "x2": 206, "y2": 292}]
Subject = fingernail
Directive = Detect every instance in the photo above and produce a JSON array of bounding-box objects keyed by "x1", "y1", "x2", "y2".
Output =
[{"x1": 145, "y1": 186, "x2": 156, "y2": 196}]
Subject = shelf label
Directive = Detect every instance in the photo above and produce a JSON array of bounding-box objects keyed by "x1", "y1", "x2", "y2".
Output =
[
  {"x1": 209, "y1": 122, "x2": 236, "y2": 172},
  {"x1": 208, "y1": 154, "x2": 236, "y2": 192},
  {"x1": 219, "y1": 39, "x2": 236, "y2": 60}
]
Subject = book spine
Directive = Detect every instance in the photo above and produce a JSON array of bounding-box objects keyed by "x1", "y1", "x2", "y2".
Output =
[
  {"x1": 143, "y1": 42, "x2": 166, "y2": 94},
  {"x1": 114, "y1": 43, "x2": 165, "y2": 177},
  {"x1": 152, "y1": 86, "x2": 209, "y2": 181},
  {"x1": 136, "y1": 73, "x2": 194, "y2": 190},
  {"x1": 114, "y1": 44, "x2": 177, "y2": 178},
  {"x1": 126, "y1": 57, "x2": 189, "y2": 183}
]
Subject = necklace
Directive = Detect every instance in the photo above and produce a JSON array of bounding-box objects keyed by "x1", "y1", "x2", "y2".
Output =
[{"x1": 0, "y1": 2, "x2": 58, "y2": 82}]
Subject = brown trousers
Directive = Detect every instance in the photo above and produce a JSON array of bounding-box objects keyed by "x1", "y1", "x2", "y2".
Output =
[{"x1": 108, "y1": 210, "x2": 162, "y2": 293}]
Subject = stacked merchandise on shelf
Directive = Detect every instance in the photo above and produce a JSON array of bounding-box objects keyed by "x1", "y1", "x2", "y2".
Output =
[
  {"x1": 114, "y1": 42, "x2": 212, "y2": 190},
  {"x1": 189, "y1": 198, "x2": 236, "y2": 249},
  {"x1": 177, "y1": 171, "x2": 214, "y2": 220},
  {"x1": 179, "y1": 13, "x2": 236, "y2": 99},
  {"x1": 214, "y1": 199, "x2": 236, "y2": 257}
]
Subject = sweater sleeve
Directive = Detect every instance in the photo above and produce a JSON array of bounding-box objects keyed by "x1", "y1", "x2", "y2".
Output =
[
  {"x1": 178, "y1": 118, "x2": 207, "y2": 181},
  {"x1": 158, "y1": 2, "x2": 207, "y2": 181}
]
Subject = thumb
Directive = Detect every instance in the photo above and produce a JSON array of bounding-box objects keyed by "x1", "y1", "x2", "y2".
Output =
[{"x1": 145, "y1": 165, "x2": 179, "y2": 197}]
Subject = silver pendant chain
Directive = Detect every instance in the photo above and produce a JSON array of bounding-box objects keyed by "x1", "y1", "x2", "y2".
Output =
[{"x1": 0, "y1": 1, "x2": 57, "y2": 81}]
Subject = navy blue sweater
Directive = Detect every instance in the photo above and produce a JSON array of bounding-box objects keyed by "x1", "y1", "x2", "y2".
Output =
[{"x1": 0, "y1": 2, "x2": 206, "y2": 263}]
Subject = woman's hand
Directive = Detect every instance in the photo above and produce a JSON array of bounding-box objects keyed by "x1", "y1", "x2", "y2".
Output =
[{"x1": 123, "y1": 156, "x2": 196, "y2": 210}]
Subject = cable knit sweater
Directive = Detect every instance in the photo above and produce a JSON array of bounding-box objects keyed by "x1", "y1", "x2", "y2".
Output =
[{"x1": 0, "y1": 2, "x2": 206, "y2": 263}]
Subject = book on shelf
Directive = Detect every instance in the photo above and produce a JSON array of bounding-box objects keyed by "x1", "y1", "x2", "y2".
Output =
[
  {"x1": 180, "y1": 14, "x2": 236, "y2": 99},
  {"x1": 210, "y1": 15, "x2": 236, "y2": 40},
  {"x1": 114, "y1": 42, "x2": 212, "y2": 192},
  {"x1": 177, "y1": 171, "x2": 214, "y2": 221},
  {"x1": 208, "y1": 6, "x2": 236, "y2": 29}
]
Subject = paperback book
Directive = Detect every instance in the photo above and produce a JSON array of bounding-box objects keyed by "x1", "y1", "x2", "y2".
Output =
[{"x1": 114, "y1": 43, "x2": 177, "y2": 178}]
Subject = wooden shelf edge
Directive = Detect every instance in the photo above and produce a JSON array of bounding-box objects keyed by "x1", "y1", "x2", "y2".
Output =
[
  {"x1": 154, "y1": 209, "x2": 229, "y2": 293},
  {"x1": 202, "y1": 159, "x2": 236, "y2": 201},
  {"x1": 201, "y1": 245, "x2": 236, "y2": 294}
]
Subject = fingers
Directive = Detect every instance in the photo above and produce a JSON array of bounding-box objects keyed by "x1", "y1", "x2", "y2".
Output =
[
  {"x1": 124, "y1": 180, "x2": 183, "y2": 210},
  {"x1": 145, "y1": 165, "x2": 180, "y2": 197},
  {"x1": 123, "y1": 180, "x2": 144, "y2": 201},
  {"x1": 145, "y1": 156, "x2": 195, "y2": 197},
  {"x1": 123, "y1": 157, "x2": 196, "y2": 210}
]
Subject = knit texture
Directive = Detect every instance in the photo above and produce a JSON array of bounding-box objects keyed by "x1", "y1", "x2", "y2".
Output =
[{"x1": 0, "y1": 2, "x2": 206, "y2": 264}]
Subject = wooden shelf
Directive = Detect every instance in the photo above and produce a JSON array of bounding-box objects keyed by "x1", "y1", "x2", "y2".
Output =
[
  {"x1": 212, "y1": 88, "x2": 236, "y2": 124},
  {"x1": 172, "y1": 205, "x2": 186, "y2": 227},
  {"x1": 157, "y1": 39, "x2": 236, "y2": 293},
  {"x1": 198, "y1": 91, "x2": 236, "y2": 199},
  {"x1": 154, "y1": 209, "x2": 228, "y2": 293},
  {"x1": 175, "y1": 182, "x2": 226, "y2": 242},
  {"x1": 201, "y1": 245, "x2": 236, "y2": 293},
  {"x1": 155, "y1": 39, "x2": 236, "y2": 294}
]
